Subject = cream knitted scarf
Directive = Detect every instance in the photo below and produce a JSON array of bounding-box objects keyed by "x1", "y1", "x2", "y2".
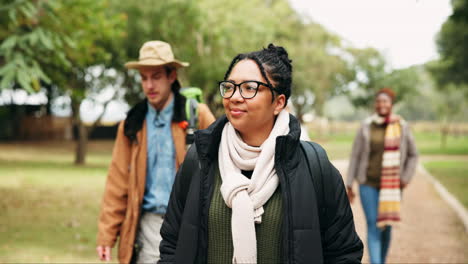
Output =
[{"x1": 218, "y1": 110, "x2": 290, "y2": 263}]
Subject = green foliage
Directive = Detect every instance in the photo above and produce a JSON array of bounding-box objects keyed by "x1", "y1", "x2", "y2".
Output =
[
  {"x1": 0, "y1": 0, "x2": 126, "y2": 96},
  {"x1": 395, "y1": 67, "x2": 438, "y2": 121},
  {"x1": 289, "y1": 22, "x2": 353, "y2": 118},
  {"x1": 0, "y1": 0, "x2": 67, "y2": 92},
  {"x1": 112, "y1": 0, "x2": 354, "y2": 117},
  {"x1": 2, "y1": 0, "x2": 419, "y2": 120},
  {"x1": 1, "y1": 0, "x2": 127, "y2": 164},
  {"x1": 432, "y1": 0, "x2": 468, "y2": 88},
  {"x1": 346, "y1": 48, "x2": 420, "y2": 110}
]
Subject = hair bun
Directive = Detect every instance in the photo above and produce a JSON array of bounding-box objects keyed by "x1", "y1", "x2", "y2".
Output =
[{"x1": 267, "y1": 43, "x2": 292, "y2": 67}]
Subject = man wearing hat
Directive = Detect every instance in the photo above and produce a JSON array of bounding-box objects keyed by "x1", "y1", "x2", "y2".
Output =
[{"x1": 96, "y1": 41, "x2": 215, "y2": 263}]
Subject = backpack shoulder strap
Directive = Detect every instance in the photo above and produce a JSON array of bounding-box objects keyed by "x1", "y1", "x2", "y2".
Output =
[
  {"x1": 186, "y1": 98, "x2": 199, "y2": 129},
  {"x1": 185, "y1": 99, "x2": 199, "y2": 145},
  {"x1": 300, "y1": 140, "x2": 332, "y2": 229},
  {"x1": 178, "y1": 144, "x2": 200, "y2": 206}
]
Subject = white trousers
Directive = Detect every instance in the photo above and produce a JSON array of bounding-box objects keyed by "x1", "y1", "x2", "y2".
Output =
[{"x1": 134, "y1": 212, "x2": 164, "y2": 264}]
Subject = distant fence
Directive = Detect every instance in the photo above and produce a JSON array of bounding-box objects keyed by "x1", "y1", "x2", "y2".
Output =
[
  {"x1": 10, "y1": 115, "x2": 119, "y2": 141},
  {"x1": 411, "y1": 122, "x2": 468, "y2": 137},
  {"x1": 305, "y1": 119, "x2": 468, "y2": 137},
  {"x1": 19, "y1": 116, "x2": 73, "y2": 140}
]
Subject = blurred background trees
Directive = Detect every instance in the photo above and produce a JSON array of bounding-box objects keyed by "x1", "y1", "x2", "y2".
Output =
[{"x1": 1, "y1": 0, "x2": 467, "y2": 163}]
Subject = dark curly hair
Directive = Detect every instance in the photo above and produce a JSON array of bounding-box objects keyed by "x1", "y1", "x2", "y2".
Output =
[
  {"x1": 376, "y1": 87, "x2": 396, "y2": 103},
  {"x1": 223, "y1": 43, "x2": 292, "y2": 106}
]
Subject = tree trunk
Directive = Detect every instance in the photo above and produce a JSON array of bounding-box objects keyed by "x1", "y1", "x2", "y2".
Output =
[
  {"x1": 75, "y1": 119, "x2": 88, "y2": 165},
  {"x1": 294, "y1": 103, "x2": 304, "y2": 124},
  {"x1": 314, "y1": 93, "x2": 325, "y2": 118},
  {"x1": 440, "y1": 121, "x2": 449, "y2": 149},
  {"x1": 314, "y1": 94, "x2": 328, "y2": 138},
  {"x1": 71, "y1": 99, "x2": 87, "y2": 165},
  {"x1": 44, "y1": 82, "x2": 53, "y2": 115}
]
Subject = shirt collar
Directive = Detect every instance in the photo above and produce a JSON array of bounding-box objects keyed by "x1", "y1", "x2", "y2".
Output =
[{"x1": 147, "y1": 96, "x2": 174, "y2": 124}]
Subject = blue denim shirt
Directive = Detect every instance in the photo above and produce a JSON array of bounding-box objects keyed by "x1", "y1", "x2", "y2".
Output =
[{"x1": 142, "y1": 98, "x2": 176, "y2": 214}]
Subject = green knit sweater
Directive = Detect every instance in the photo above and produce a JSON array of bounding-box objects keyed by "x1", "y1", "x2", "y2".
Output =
[
  {"x1": 207, "y1": 167, "x2": 283, "y2": 263},
  {"x1": 366, "y1": 122, "x2": 386, "y2": 188}
]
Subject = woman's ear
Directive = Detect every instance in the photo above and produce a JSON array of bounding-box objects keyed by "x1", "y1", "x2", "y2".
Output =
[{"x1": 273, "y1": 94, "x2": 286, "y2": 115}]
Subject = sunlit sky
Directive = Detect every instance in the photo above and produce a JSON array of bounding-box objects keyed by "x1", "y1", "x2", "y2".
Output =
[{"x1": 289, "y1": 0, "x2": 452, "y2": 69}]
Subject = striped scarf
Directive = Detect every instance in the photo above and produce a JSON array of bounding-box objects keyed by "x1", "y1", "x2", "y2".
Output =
[{"x1": 372, "y1": 114, "x2": 402, "y2": 228}]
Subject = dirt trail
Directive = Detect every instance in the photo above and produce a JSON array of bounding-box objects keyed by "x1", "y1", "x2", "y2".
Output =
[{"x1": 332, "y1": 160, "x2": 468, "y2": 263}]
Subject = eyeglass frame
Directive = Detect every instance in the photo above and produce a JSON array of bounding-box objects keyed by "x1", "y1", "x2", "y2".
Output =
[{"x1": 218, "y1": 80, "x2": 280, "y2": 99}]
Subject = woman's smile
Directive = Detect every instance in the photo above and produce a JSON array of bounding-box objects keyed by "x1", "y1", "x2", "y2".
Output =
[{"x1": 229, "y1": 107, "x2": 247, "y2": 117}]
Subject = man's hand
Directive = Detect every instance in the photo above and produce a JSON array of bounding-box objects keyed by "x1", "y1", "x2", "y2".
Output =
[
  {"x1": 346, "y1": 186, "x2": 355, "y2": 204},
  {"x1": 96, "y1": 245, "x2": 112, "y2": 261}
]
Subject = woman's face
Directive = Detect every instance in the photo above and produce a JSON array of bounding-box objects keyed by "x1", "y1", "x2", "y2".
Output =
[
  {"x1": 223, "y1": 59, "x2": 285, "y2": 140},
  {"x1": 375, "y1": 93, "x2": 393, "y2": 117}
]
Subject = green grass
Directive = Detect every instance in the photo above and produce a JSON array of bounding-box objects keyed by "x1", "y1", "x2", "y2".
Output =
[
  {"x1": 310, "y1": 132, "x2": 354, "y2": 160},
  {"x1": 309, "y1": 130, "x2": 468, "y2": 210},
  {"x1": 413, "y1": 132, "x2": 468, "y2": 155},
  {"x1": 424, "y1": 160, "x2": 468, "y2": 209},
  {"x1": 0, "y1": 140, "x2": 117, "y2": 263},
  {"x1": 307, "y1": 130, "x2": 468, "y2": 160},
  {"x1": 1, "y1": 130, "x2": 467, "y2": 262}
]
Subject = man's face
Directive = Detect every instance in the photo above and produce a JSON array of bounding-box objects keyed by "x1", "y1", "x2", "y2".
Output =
[{"x1": 139, "y1": 66, "x2": 176, "y2": 110}]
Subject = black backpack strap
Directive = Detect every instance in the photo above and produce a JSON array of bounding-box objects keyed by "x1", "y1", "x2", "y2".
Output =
[
  {"x1": 300, "y1": 140, "x2": 331, "y2": 230},
  {"x1": 178, "y1": 144, "x2": 200, "y2": 205}
]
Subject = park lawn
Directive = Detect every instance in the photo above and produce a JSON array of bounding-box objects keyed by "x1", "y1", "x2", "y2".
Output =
[
  {"x1": 0, "y1": 140, "x2": 118, "y2": 263},
  {"x1": 0, "y1": 130, "x2": 466, "y2": 262},
  {"x1": 310, "y1": 130, "x2": 468, "y2": 211},
  {"x1": 414, "y1": 132, "x2": 468, "y2": 156},
  {"x1": 424, "y1": 160, "x2": 468, "y2": 209},
  {"x1": 308, "y1": 130, "x2": 468, "y2": 160},
  {"x1": 311, "y1": 132, "x2": 354, "y2": 160}
]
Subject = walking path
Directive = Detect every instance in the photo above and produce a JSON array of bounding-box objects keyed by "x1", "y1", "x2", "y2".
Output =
[{"x1": 332, "y1": 160, "x2": 468, "y2": 263}]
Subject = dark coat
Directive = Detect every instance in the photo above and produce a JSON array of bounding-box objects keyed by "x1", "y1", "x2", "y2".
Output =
[{"x1": 159, "y1": 114, "x2": 363, "y2": 264}]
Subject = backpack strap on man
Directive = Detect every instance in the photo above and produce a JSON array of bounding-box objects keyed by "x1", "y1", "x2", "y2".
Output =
[
  {"x1": 300, "y1": 140, "x2": 332, "y2": 230},
  {"x1": 180, "y1": 87, "x2": 203, "y2": 146},
  {"x1": 185, "y1": 98, "x2": 198, "y2": 145}
]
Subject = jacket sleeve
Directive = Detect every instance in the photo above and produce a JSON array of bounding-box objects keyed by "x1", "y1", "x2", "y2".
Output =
[
  {"x1": 346, "y1": 124, "x2": 364, "y2": 188},
  {"x1": 97, "y1": 121, "x2": 131, "y2": 247},
  {"x1": 159, "y1": 145, "x2": 198, "y2": 263},
  {"x1": 197, "y1": 103, "x2": 216, "y2": 130},
  {"x1": 401, "y1": 124, "x2": 418, "y2": 184},
  {"x1": 322, "y1": 163, "x2": 364, "y2": 263}
]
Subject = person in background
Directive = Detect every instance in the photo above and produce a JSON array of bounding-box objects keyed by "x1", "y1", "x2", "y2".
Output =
[
  {"x1": 346, "y1": 87, "x2": 418, "y2": 264},
  {"x1": 96, "y1": 40, "x2": 215, "y2": 263},
  {"x1": 159, "y1": 43, "x2": 363, "y2": 263}
]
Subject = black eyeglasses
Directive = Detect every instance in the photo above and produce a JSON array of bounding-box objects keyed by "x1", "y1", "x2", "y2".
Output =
[{"x1": 219, "y1": 80, "x2": 276, "y2": 99}]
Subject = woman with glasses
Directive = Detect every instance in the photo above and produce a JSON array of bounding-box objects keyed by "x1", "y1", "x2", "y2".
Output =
[{"x1": 159, "y1": 44, "x2": 363, "y2": 263}]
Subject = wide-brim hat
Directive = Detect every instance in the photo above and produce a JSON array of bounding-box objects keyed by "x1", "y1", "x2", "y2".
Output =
[{"x1": 125, "y1": 40, "x2": 189, "y2": 69}]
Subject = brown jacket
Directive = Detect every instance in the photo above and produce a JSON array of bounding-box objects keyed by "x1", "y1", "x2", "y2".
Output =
[
  {"x1": 97, "y1": 102, "x2": 215, "y2": 264},
  {"x1": 346, "y1": 117, "x2": 418, "y2": 188}
]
